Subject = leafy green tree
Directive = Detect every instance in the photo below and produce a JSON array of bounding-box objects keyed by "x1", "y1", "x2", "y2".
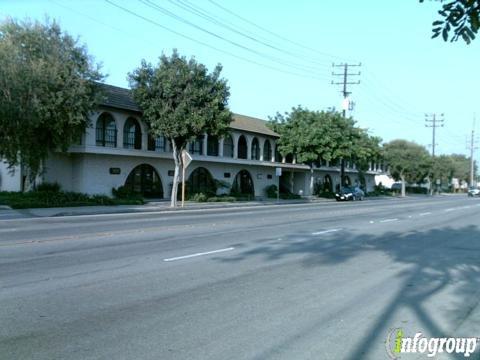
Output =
[
  {"x1": 420, "y1": 0, "x2": 480, "y2": 43},
  {"x1": 270, "y1": 107, "x2": 381, "y2": 194},
  {"x1": 0, "y1": 18, "x2": 103, "y2": 184},
  {"x1": 129, "y1": 50, "x2": 232, "y2": 207},
  {"x1": 383, "y1": 140, "x2": 431, "y2": 197}
]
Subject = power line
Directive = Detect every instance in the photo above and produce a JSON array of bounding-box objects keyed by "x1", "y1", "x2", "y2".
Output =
[
  {"x1": 206, "y1": 0, "x2": 352, "y2": 63},
  {"x1": 138, "y1": 0, "x2": 330, "y2": 79},
  {"x1": 104, "y1": 0, "x2": 330, "y2": 81}
]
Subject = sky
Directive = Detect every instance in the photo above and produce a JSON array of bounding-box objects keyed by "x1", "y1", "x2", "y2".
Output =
[{"x1": 2, "y1": 0, "x2": 479, "y2": 160}]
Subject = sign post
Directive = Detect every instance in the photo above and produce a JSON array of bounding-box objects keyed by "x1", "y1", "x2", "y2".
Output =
[
  {"x1": 275, "y1": 167, "x2": 282, "y2": 203},
  {"x1": 181, "y1": 150, "x2": 193, "y2": 207}
]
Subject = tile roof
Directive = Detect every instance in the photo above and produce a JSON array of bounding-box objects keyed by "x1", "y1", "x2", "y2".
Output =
[{"x1": 97, "y1": 83, "x2": 279, "y2": 137}]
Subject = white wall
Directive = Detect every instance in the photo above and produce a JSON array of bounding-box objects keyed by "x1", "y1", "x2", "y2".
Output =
[{"x1": 0, "y1": 160, "x2": 21, "y2": 192}]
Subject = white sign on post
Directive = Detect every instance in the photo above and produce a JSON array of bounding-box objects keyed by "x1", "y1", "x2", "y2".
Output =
[
  {"x1": 181, "y1": 150, "x2": 193, "y2": 207},
  {"x1": 182, "y1": 150, "x2": 193, "y2": 169}
]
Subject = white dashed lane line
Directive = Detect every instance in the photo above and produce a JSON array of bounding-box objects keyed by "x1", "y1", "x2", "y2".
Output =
[
  {"x1": 311, "y1": 229, "x2": 342, "y2": 235},
  {"x1": 419, "y1": 212, "x2": 432, "y2": 216},
  {"x1": 163, "y1": 247, "x2": 235, "y2": 262},
  {"x1": 379, "y1": 218, "x2": 399, "y2": 223}
]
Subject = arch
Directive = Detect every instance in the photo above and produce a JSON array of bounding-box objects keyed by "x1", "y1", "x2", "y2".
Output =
[
  {"x1": 237, "y1": 135, "x2": 248, "y2": 159},
  {"x1": 207, "y1": 135, "x2": 219, "y2": 156},
  {"x1": 251, "y1": 137, "x2": 260, "y2": 160},
  {"x1": 124, "y1": 164, "x2": 163, "y2": 198},
  {"x1": 96, "y1": 112, "x2": 117, "y2": 147},
  {"x1": 324, "y1": 174, "x2": 333, "y2": 193},
  {"x1": 187, "y1": 167, "x2": 216, "y2": 197},
  {"x1": 223, "y1": 135, "x2": 234, "y2": 158},
  {"x1": 343, "y1": 175, "x2": 352, "y2": 186},
  {"x1": 123, "y1": 117, "x2": 142, "y2": 149},
  {"x1": 263, "y1": 139, "x2": 272, "y2": 161},
  {"x1": 189, "y1": 135, "x2": 204, "y2": 155},
  {"x1": 232, "y1": 169, "x2": 255, "y2": 197},
  {"x1": 285, "y1": 154, "x2": 294, "y2": 163}
]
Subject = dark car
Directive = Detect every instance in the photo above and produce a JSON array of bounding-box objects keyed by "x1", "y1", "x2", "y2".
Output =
[{"x1": 335, "y1": 186, "x2": 365, "y2": 201}]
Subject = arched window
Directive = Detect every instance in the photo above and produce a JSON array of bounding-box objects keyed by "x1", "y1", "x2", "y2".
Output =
[
  {"x1": 189, "y1": 135, "x2": 204, "y2": 155},
  {"x1": 187, "y1": 167, "x2": 216, "y2": 197},
  {"x1": 263, "y1": 140, "x2": 272, "y2": 162},
  {"x1": 343, "y1": 175, "x2": 351, "y2": 186},
  {"x1": 324, "y1": 175, "x2": 333, "y2": 193},
  {"x1": 238, "y1": 135, "x2": 248, "y2": 159},
  {"x1": 251, "y1": 137, "x2": 260, "y2": 160},
  {"x1": 207, "y1": 135, "x2": 219, "y2": 156},
  {"x1": 96, "y1": 113, "x2": 117, "y2": 147},
  {"x1": 223, "y1": 135, "x2": 234, "y2": 158},
  {"x1": 123, "y1": 118, "x2": 142, "y2": 149},
  {"x1": 232, "y1": 170, "x2": 255, "y2": 198},
  {"x1": 125, "y1": 164, "x2": 163, "y2": 198},
  {"x1": 285, "y1": 154, "x2": 294, "y2": 163},
  {"x1": 147, "y1": 134, "x2": 167, "y2": 152}
]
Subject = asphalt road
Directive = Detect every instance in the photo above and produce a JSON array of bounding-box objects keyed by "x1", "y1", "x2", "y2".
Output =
[{"x1": 1, "y1": 196, "x2": 480, "y2": 360}]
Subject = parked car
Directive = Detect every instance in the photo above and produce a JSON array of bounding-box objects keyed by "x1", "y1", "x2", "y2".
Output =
[
  {"x1": 335, "y1": 186, "x2": 365, "y2": 201},
  {"x1": 467, "y1": 187, "x2": 480, "y2": 197}
]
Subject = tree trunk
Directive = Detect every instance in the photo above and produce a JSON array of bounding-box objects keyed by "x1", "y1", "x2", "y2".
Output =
[
  {"x1": 400, "y1": 174, "x2": 406, "y2": 197},
  {"x1": 170, "y1": 140, "x2": 183, "y2": 208},
  {"x1": 309, "y1": 165, "x2": 314, "y2": 196}
]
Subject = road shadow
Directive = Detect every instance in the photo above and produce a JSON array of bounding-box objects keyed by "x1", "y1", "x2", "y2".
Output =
[{"x1": 219, "y1": 223, "x2": 480, "y2": 359}]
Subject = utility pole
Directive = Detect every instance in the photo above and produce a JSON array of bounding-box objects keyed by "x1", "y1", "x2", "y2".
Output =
[
  {"x1": 332, "y1": 63, "x2": 361, "y2": 186},
  {"x1": 332, "y1": 63, "x2": 361, "y2": 117},
  {"x1": 425, "y1": 113, "x2": 444, "y2": 157},
  {"x1": 467, "y1": 115, "x2": 478, "y2": 187}
]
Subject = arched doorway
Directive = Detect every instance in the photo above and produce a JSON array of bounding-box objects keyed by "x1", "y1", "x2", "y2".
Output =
[
  {"x1": 324, "y1": 174, "x2": 333, "y2": 192},
  {"x1": 232, "y1": 170, "x2": 255, "y2": 198},
  {"x1": 343, "y1": 175, "x2": 351, "y2": 186},
  {"x1": 186, "y1": 167, "x2": 216, "y2": 197},
  {"x1": 237, "y1": 135, "x2": 248, "y2": 159},
  {"x1": 125, "y1": 164, "x2": 163, "y2": 198}
]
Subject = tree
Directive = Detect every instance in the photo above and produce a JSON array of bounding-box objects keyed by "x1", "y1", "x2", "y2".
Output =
[
  {"x1": 0, "y1": 18, "x2": 103, "y2": 184},
  {"x1": 383, "y1": 140, "x2": 431, "y2": 197},
  {"x1": 129, "y1": 50, "x2": 232, "y2": 207},
  {"x1": 420, "y1": 0, "x2": 480, "y2": 43},
  {"x1": 270, "y1": 107, "x2": 381, "y2": 194}
]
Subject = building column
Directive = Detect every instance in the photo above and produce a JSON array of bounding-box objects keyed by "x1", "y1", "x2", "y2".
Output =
[
  {"x1": 219, "y1": 138, "x2": 224, "y2": 157},
  {"x1": 247, "y1": 136, "x2": 252, "y2": 160},
  {"x1": 202, "y1": 133, "x2": 208, "y2": 156}
]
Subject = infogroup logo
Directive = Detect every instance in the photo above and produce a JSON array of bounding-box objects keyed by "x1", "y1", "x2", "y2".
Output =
[{"x1": 385, "y1": 328, "x2": 478, "y2": 359}]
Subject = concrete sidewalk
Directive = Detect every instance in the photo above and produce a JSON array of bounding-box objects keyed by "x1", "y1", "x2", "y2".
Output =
[{"x1": 1, "y1": 197, "x2": 334, "y2": 219}]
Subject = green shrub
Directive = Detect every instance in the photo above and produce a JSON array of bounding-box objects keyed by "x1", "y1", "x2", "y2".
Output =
[
  {"x1": 112, "y1": 185, "x2": 140, "y2": 199},
  {"x1": 0, "y1": 190, "x2": 144, "y2": 209},
  {"x1": 191, "y1": 193, "x2": 208, "y2": 202},
  {"x1": 36, "y1": 182, "x2": 61, "y2": 193},
  {"x1": 265, "y1": 184, "x2": 278, "y2": 198},
  {"x1": 207, "y1": 196, "x2": 236, "y2": 202}
]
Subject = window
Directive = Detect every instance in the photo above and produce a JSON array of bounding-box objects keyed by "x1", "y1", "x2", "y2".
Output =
[
  {"x1": 275, "y1": 147, "x2": 282, "y2": 163},
  {"x1": 189, "y1": 136, "x2": 204, "y2": 155},
  {"x1": 148, "y1": 134, "x2": 167, "y2": 152},
  {"x1": 207, "y1": 135, "x2": 219, "y2": 156},
  {"x1": 251, "y1": 137, "x2": 260, "y2": 160},
  {"x1": 223, "y1": 135, "x2": 234, "y2": 158},
  {"x1": 238, "y1": 135, "x2": 247, "y2": 159},
  {"x1": 124, "y1": 164, "x2": 163, "y2": 198},
  {"x1": 263, "y1": 140, "x2": 272, "y2": 161},
  {"x1": 96, "y1": 113, "x2": 117, "y2": 147},
  {"x1": 123, "y1": 118, "x2": 142, "y2": 149}
]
